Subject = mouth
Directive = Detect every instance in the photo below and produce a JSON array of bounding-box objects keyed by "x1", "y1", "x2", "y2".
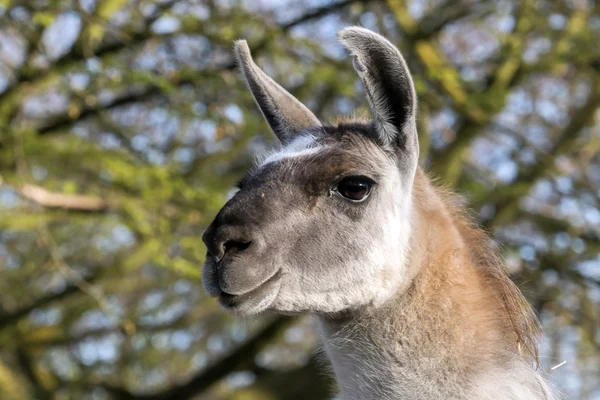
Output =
[{"x1": 217, "y1": 269, "x2": 283, "y2": 314}]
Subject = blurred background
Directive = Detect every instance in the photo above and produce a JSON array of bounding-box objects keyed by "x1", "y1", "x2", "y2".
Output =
[{"x1": 0, "y1": 0, "x2": 599, "y2": 399}]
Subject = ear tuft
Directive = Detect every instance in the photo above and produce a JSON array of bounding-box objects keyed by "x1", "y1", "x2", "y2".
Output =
[
  {"x1": 338, "y1": 27, "x2": 418, "y2": 153},
  {"x1": 352, "y1": 56, "x2": 366, "y2": 73},
  {"x1": 234, "y1": 39, "x2": 320, "y2": 145},
  {"x1": 233, "y1": 40, "x2": 252, "y2": 72}
]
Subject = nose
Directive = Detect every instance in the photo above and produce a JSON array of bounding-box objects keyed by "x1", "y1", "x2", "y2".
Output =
[{"x1": 202, "y1": 223, "x2": 252, "y2": 261}]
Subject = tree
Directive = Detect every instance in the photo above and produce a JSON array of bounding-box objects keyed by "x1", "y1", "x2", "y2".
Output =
[{"x1": 0, "y1": 0, "x2": 598, "y2": 398}]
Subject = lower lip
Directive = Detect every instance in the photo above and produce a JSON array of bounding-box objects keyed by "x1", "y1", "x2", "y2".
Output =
[{"x1": 218, "y1": 269, "x2": 282, "y2": 308}]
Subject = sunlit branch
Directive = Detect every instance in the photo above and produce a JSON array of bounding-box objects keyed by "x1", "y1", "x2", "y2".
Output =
[{"x1": 20, "y1": 183, "x2": 109, "y2": 211}]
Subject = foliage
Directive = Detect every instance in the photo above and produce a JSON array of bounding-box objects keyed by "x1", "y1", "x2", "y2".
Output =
[{"x1": 0, "y1": 0, "x2": 599, "y2": 398}]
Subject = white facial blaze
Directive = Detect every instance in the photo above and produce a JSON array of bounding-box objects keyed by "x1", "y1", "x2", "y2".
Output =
[
  {"x1": 368, "y1": 167, "x2": 414, "y2": 306},
  {"x1": 258, "y1": 134, "x2": 323, "y2": 167}
]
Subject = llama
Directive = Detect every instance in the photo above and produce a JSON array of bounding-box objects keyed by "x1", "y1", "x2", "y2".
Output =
[{"x1": 201, "y1": 27, "x2": 558, "y2": 400}]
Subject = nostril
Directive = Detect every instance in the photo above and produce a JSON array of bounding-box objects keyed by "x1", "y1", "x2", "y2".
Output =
[{"x1": 223, "y1": 240, "x2": 251, "y2": 255}]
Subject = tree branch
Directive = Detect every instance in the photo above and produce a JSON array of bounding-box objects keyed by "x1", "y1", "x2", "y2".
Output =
[
  {"x1": 1, "y1": 0, "x2": 373, "y2": 127},
  {"x1": 4, "y1": 0, "x2": 375, "y2": 140},
  {"x1": 37, "y1": 86, "x2": 164, "y2": 135},
  {"x1": 20, "y1": 183, "x2": 109, "y2": 211},
  {"x1": 100, "y1": 317, "x2": 295, "y2": 400},
  {"x1": 483, "y1": 89, "x2": 600, "y2": 228},
  {"x1": 15, "y1": 346, "x2": 52, "y2": 400},
  {"x1": 0, "y1": 1, "x2": 177, "y2": 101},
  {"x1": 0, "y1": 272, "x2": 100, "y2": 331},
  {"x1": 424, "y1": 0, "x2": 535, "y2": 183}
]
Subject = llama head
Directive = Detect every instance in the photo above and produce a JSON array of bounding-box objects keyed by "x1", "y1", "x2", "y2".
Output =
[{"x1": 202, "y1": 27, "x2": 419, "y2": 315}]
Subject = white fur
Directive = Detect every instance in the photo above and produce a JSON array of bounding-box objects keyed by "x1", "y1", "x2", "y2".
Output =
[
  {"x1": 319, "y1": 322, "x2": 560, "y2": 400},
  {"x1": 259, "y1": 134, "x2": 323, "y2": 167}
]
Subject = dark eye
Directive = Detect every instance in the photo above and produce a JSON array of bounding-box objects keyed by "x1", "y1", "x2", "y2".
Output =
[{"x1": 336, "y1": 176, "x2": 373, "y2": 202}]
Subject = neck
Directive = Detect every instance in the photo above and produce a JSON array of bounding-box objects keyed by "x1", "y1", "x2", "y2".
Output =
[{"x1": 318, "y1": 170, "x2": 551, "y2": 400}]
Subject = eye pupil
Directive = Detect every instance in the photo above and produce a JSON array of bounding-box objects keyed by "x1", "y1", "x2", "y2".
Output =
[{"x1": 337, "y1": 177, "x2": 372, "y2": 201}]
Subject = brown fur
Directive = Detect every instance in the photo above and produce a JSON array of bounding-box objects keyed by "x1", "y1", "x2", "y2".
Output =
[
  {"x1": 315, "y1": 167, "x2": 546, "y2": 399},
  {"x1": 410, "y1": 168, "x2": 540, "y2": 365}
]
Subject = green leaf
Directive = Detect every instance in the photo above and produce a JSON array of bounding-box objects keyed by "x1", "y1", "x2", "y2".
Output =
[
  {"x1": 32, "y1": 11, "x2": 56, "y2": 27},
  {"x1": 86, "y1": 0, "x2": 128, "y2": 48},
  {"x1": 96, "y1": 0, "x2": 128, "y2": 19}
]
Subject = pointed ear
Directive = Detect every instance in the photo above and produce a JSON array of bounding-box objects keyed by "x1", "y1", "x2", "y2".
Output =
[
  {"x1": 234, "y1": 40, "x2": 321, "y2": 145},
  {"x1": 338, "y1": 27, "x2": 418, "y2": 153}
]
